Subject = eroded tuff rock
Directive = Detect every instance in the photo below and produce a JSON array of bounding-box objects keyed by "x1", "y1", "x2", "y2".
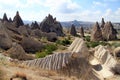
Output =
[
  {"x1": 2, "y1": 13, "x2": 9, "y2": 22},
  {"x1": 80, "y1": 27, "x2": 84, "y2": 37},
  {"x1": 20, "y1": 37, "x2": 44, "y2": 53},
  {"x1": 70, "y1": 24, "x2": 77, "y2": 36},
  {"x1": 101, "y1": 18, "x2": 105, "y2": 28},
  {"x1": 18, "y1": 25, "x2": 29, "y2": 37},
  {"x1": 5, "y1": 43, "x2": 33, "y2": 60},
  {"x1": 13, "y1": 11, "x2": 24, "y2": 28},
  {"x1": 31, "y1": 29, "x2": 57, "y2": 42},
  {"x1": 31, "y1": 21, "x2": 40, "y2": 29},
  {"x1": 102, "y1": 21, "x2": 117, "y2": 40},
  {"x1": 40, "y1": 14, "x2": 64, "y2": 36},
  {"x1": 0, "y1": 22, "x2": 12, "y2": 50},
  {"x1": 91, "y1": 22, "x2": 103, "y2": 41},
  {"x1": 22, "y1": 38, "x2": 100, "y2": 80}
]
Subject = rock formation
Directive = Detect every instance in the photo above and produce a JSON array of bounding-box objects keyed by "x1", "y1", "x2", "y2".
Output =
[
  {"x1": 22, "y1": 38, "x2": 100, "y2": 80},
  {"x1": 20, "y1": 37, "x2": 44, "y2": 53},
  {"x1": 70, "y1": 24, "x2": 77, "y2": 36},
  {"x1": 2, "y1": 13, "x2": 9, "y2": 22},
  {"x1": 101, "y1": 18, "x2": 105, "y2": 28},
  {"x1": 40, "y1": 14, "x2": 64, "y2": 36},
  {"x1": 5, "y1": 43, "x2": 33, "y2": 60},
  {"x1": 9, "y1": 17, "x2": 12, "y2": 22},
  {"x1": 13, "y1": 11, "x2": 24, "y2": 28},
  {"x1": 113, "y1": 47, "x2": 120, "y2": 57},
  {"x1": 31, "y1": 29, "x2": 57, "y2": 42},
  {"x1": 91, "y1": 22, "x2": 103, "y2": 41},
  {"x1": 31, "y1": 21, "x2": 40, "y2": 29},
  {"x1": 80, "y1": 27, "x2": 84, "y2": 37},
  {"x1": 18, "y1": 25, "x2": 29, "y2": 37},
  {"x1": 0, "y1": 22, "x2": 12, "y2": 50},
  {"x1": 102, "y1": 21, "x2": 117, "y2": 40}
]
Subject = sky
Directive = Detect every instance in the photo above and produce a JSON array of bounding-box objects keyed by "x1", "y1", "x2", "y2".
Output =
[{"x1": 0, "y1": 0, "x2": 120, "y2": 22}]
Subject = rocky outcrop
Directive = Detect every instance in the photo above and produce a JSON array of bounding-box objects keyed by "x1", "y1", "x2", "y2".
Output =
[
  {"x1": 101, "y1": 18, "x2": 105, "y2": 28},
  {"x1": 13, "y1": 11, "x2": 24, "y2": 28},
  {"x1": 70, "y1": 24, "x2": 77, "y2": 36},
  {"x1": 91, "y1": 22, "x2": 103, "y2": 41},
  {"x1": 2, "y1": 13, "x2": 9, "y2": 22},
  {"x1": 20, "y1": 37, "x2": 44, "y2": 53},
  {"x1": 80, "y1": 27, "x2": 84, "y2": 37},
  {"x1": 31, "y1": 21, "x2": 40, "y2": 29},
  {"x1": 102, "y1": 22, "x2": 117, "y2": 40},
  {"x1": 40, "y1": 14, "x2": 64, "y2": 36}
]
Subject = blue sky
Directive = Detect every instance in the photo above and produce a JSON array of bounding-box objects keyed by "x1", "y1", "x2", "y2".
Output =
[{"x1": 0, "y1": 0, "x2": 120, "y2": 22}]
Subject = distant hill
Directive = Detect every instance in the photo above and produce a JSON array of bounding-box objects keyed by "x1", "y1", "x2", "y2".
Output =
[
  {"x1": 23, "y1": 20, "x2": 120, "y2": 29},
  {"x1": 60, "y1": 20, "x2": 94, "y2": 28}
]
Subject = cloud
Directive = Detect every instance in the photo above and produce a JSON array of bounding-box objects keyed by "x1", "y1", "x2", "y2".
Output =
[
  {"x1": 44, "y1": 0, "x2": 80, "y2": 13},
  {"x1": 104, "y1": 0, "x2": 119, "y2": 2},
  {"x1": 0, "y1": 0, "x2": 120, "y2": 22},
  {"x1": 93, "y1": 1, "x2": 107, "y2": 7}
]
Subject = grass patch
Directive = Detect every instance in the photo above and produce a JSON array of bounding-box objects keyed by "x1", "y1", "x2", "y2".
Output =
[
  {"x1": 110, "y1": 42, "x2": 120, "y2": 48},
  {"x1": 35, "y1": 44, "x2": 57, "y2": 58},
  {"x1": 84, "y1": 36, "x2": 90, "y2": 42},
  {"x1": 86, "y1": 41, "x2": 110, "y2": 48}
]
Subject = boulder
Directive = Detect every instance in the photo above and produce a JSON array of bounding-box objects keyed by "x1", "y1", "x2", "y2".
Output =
[
  {"x1": 70, "y1": 24, "x2": 77, "y2": 36},
  {"x1": 20, "y1": 37, "x2": 44, "y2": 53},
  {"x1": 91, "y1": 22, "x2": 103, "y2": 41},
  {"x1": 40, "y1": 14, "x2": 64, "y2": 36},
  {"x1": 13, "y1": 11, "x2": 24, "y2": 28},
  {"x1": 102, "y1": 21, "x2": 117, "y2": 40}
]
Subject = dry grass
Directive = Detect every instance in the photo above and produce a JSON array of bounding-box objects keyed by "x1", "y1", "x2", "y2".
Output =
[{"x1": 10, "y1": 71, "x2": 27, "y2": 80}]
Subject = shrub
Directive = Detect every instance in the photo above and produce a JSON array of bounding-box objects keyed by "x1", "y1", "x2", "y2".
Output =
[
  {"x1": 45, "y1": 44, "x2": 57, "y2": 54},
  {"x1": 85, "y1": 36, "x2": 90, "y2": 42},
  {"x1": 56, "y1": 38, "x2": 71, "y2": 46},
  {"x1": 35, "y1": 51, "x2": 47, "y2": 58},
  {"x1": 35, "y1": 44, "x2": 57, "y2": 58}
]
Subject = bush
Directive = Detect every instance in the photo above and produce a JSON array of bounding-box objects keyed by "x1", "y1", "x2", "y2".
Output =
[
  {"x1": 85, "y1": 36, "x2": 90, "y2": 42},
  {"x1": 35, "y1": 51, "x2": 47, "y2": 58},
  {"x1": 35, "y1": 44, "x2": 57, "y2": 58},
  {"x1": 56, "y1": 38, "x2": 71, "y2": 46},
  {"x1": 45, "y1": 44, "x2": 57, "y2": 54}
]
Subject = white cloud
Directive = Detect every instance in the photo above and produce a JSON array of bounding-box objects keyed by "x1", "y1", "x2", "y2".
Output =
[
  {"x1": 93, "y1": 1, "x2": 107, "y2": 7},
  {"x1": 44, "y1": 0, "x2": 80, "y2": 13},
  {"x1": 104, "y1": 0, "x2": 119, "y2": 2}
]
